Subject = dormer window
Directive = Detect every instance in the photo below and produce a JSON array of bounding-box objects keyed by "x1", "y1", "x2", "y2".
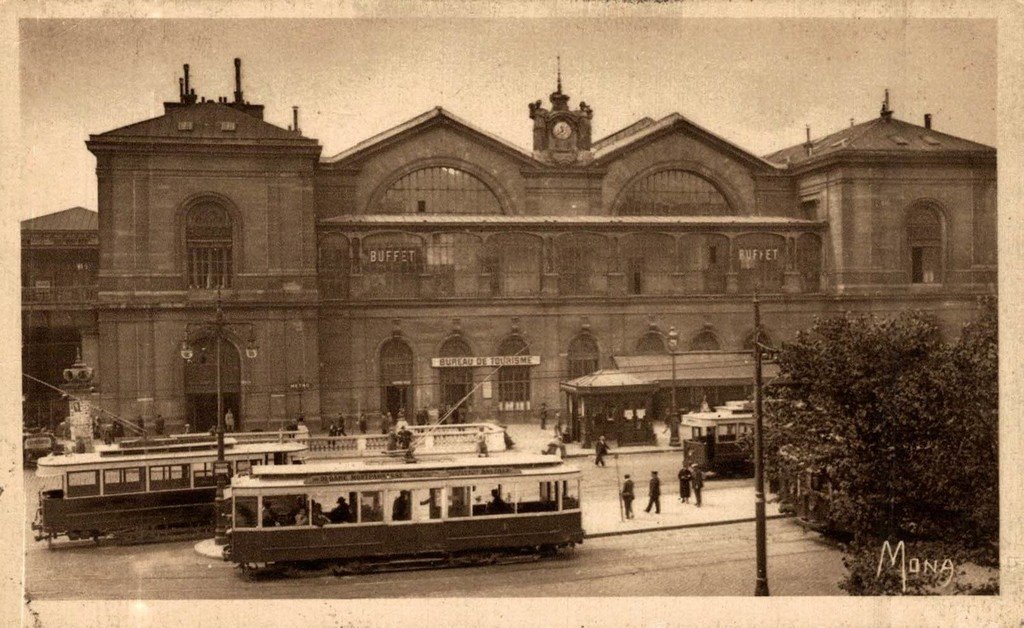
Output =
[{"x1": 186, "y1": 203, "x2": 233, "y2": 289}]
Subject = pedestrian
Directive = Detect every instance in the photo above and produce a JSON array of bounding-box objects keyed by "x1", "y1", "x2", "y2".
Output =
[
  {"x1": 691, "y1": 464, "x2": 705, "y2": 507},
  {"x1": 540, "y1": 402, "x2": 548, "y2": 431},
  {"x1": 183, "y1": 422, "x2": 191, "y2": 434},
  {"x1": 594, "y1": 435, "x2": 610, "y2": 467},
  {"x1": 476, "y1": 427, "x2": 489, "y2": 458},
  {"x1": 296, "y1": 415, "x2": 309, "y2": 440},
  {"x1": 644, "y1": 470, "x2": 661, "y2": 514},
  {"x1": 358, "y1": 414, "x2": 368, "y2": 434},
  {"x1": 154, "y1": 414, "x2": 165, "y2": 436},
  {"x1": 225, "y1": 409, "x2": 235, "y2": 432},
  {"x1": 678, "y1": 464, "x2": 692, "y2": 503},
  {"x1": 380, "y1": 412, "x2": 391, "y2": 435},
  {"x1": 337, "y1": 414, "x2": 347, "y2": 436},
  {"x1": 621, "y1": 474, "x2": 635, "y2": 519}
]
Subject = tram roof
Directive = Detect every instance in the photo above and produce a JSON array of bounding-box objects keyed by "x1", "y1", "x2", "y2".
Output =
[
  {"x1": 234, "y1": 453, "x2": 575, "y2": 488},
  {"x1": 35, "y1": 440, "x2": 308, "y2": 474}
]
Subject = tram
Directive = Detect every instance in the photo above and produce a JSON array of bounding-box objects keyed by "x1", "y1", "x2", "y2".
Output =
[
  {"x1": 223, "y1": 453, "x2": 584, "y2": 576},
  {"x1": 32, "y1": 435, "x2": 308, "y2": 546},
  {"x1": 681, "y1": 400, "x2": 754, "y2": 476}
]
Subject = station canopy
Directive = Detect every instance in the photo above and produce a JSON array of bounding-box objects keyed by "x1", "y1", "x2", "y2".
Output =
[
  {"x1": 611, "y1": 351, "x2": 779, "y2": 387},
  {"x1": 559, "y1": 369, "x2": 657, "y2": 394}
]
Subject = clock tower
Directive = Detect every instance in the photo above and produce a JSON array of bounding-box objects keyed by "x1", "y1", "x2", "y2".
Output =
[{"x1": 528, "y1": 63, "x2": 594, "y2": 165}]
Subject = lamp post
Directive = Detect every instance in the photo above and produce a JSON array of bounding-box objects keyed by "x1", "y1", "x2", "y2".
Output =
[
  {"x1": 289, "y1": 380, "x2": 312, "y2": 416},
  {"x1": 666, "y1": 326, "x2": 681, "y2": 448},
  {"x1": 752, "y1": 291, "x2": 769, "y2": 596},
  {"x1": 179, "y1": 289, "x2": 258, "y2": 546}
]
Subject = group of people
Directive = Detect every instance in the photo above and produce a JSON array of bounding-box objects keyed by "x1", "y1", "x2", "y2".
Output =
[{"x1": 618, "y1": 463, "x2": 706, "y2": 519}]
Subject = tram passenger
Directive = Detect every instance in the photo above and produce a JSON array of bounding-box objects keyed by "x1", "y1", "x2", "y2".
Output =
[
  {"x1": 293, "y1": 507, "x2": 309, "y2": 526},
  {"x1": 311, "y1": 502, "x2": 329, "y2": 526},
  {"x1": 392, "y1": 490, "x2": 412, "y2": 521},
  {"x1": 328, "y1": 496, "x2": 351, "y2": 523},
  {"x1": 487, "y1": 489, "x2": 512, "y2": 514},
  {"x1": 261, "y1": 504, "x2": 277, "y2": 527}
]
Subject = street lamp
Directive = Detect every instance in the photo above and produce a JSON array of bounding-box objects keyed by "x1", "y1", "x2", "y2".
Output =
[
  {"x1": 289, "y1": 380, "x2": 312, "y2": 416},
  {"x1": 666, "y1": 326, "x2": 681, "y2": 447},
  {"x1": 179, "y1": 289, "x2": 258, "y2": 545},
  {"x1": 752, "y1": 290, "x2": 769, "y2": 596}
]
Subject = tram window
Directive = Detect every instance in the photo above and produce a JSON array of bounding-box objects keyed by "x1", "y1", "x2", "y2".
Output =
[
  {"x1": 234, "y1": 496, "x2": 259, "y2": 528},
  {"x1": 390, "y1": 490, "x2": 413, "y2": 522},
  {"x1": 561, "y1": 479, "x2": 580, "y2": 510},
  {"x1": 447, "y1": 486, "x2": 471, "y2": 518},
  {"x1": 691, "y1": 427, "x2": 703, "y2": 439},
  {"x1": 515, "y1": 481, "x2": 558, "y2": 513},
  {"x1": 359, "y1": 492, "x2": 383, "y2": 523},
  {"x1": 192, "y1": 462, "x2": 217, "y2": 488},
  {"x1": 149, "y1": 464, "x2": 189, "y2": 491},
  {"x1": 719, "y1": 424, "x2": 737, "y2": 443},
  {"x1": 412, "y1": 488, "x2": 442, "y2": 520},
  {"x1": 103, "y1": 467, "x2": 145, "y2": 495},
  {"x1": 66, "y1": 470, "x2": 100, "y2": 498},
  {"x1": 473, "y1": 483, "x2": 513, "y2": 516},
  {"x1": 264, "y1": 494, "x2": 310, "y2": 526},
  {"x1": 235, "y1": 460, "x2": 251, "y2": 475}
]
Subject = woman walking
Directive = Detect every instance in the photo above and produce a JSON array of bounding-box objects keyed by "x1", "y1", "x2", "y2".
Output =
[{"x1": 678, "y1": 464, "x2": 692, "y2": 503}]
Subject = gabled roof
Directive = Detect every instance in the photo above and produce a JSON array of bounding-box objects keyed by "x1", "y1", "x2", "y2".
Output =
[
  {"x1": 592, "y1": 113, "x2": 780, "y2": 171},
  {"x1": 21, "y1": 207, "x2": 97, "y2": 231},
  {"x1": 764, "y1": 115, "x2": 995, "y2": 167},
  {"x1": 325, "y1": 107, "x2": 537, "y2": 165},
  {"x1": 93, "y1": 101, "x2": 313, "y2": 143},
  {"x1": 560, "y1": 369, "x2": 656, "y2": 391},
  {"x1": 592, "y1": 117, "x2": 656, "y2": 151}
]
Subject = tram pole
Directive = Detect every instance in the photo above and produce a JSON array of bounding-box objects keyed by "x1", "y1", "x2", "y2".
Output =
[
  {"x1": 214, "y1": 291, "x2": 227, "y2": 546},
  {"x1": 752, "y1": 291, "x2": 769, "y2": 596}
]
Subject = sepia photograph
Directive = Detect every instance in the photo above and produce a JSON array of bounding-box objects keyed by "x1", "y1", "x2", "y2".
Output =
[{"x1": 6, "y1": 5, "x2": 1022, "y2": 626}]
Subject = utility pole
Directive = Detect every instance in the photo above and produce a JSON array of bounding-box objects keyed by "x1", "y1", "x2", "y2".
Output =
[{"x1": 753, "y1": 291, "x2": 769, "y2": 596}]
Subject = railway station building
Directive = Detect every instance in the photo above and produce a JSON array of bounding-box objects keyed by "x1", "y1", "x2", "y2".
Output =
[{"x1": 22, "y1": 62, "x2": 997, "y2": 433}]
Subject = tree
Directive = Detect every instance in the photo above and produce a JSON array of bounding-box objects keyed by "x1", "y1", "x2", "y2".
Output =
[{"x1": 758, "y1": 300, "x2": 998, "y2": 594}]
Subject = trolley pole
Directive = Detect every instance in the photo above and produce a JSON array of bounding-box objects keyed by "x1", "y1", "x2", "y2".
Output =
[
  {"x1": 214, "y1": 297, "x2": 227, "y2": 545},
  {"x1": 753, "y1": 292, "x2": 769, "y2": 596}
]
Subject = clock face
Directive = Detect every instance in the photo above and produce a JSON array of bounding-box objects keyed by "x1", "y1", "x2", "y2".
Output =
[{"x1": 552, "y1": 121, "x2": 573, "y2": 140}]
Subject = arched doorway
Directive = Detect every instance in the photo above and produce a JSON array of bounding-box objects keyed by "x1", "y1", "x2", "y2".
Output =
[
  {"x1": 184, "y1": 336, "x2": 241, "y2": 432},
  {"x1": 438, "y1": 336, "x2": 473, "y2": 418},
  {"x1": 380, "y1": 337, "x2": 413, "y2": 420}
]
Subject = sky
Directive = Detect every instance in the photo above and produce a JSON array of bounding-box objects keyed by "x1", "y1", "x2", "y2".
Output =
[{"x1": 18, "y1": 18, "x2": 996, "y2": 220}]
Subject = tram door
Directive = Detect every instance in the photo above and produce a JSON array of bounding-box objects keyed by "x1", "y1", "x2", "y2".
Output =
[{"x1": 705, "y1": 427, "x2": 717, "y2": 465}]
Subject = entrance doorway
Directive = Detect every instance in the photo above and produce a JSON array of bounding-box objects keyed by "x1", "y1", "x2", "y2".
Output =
[
  {"x1": 380, "y1": 337, "x2": 414, "y2": 420},
  {"x1": 184, "y1": 336, "x2": 242, "y2": 432},
  {"x1": 384, "y1": 384, "x2": 410, "y2": 421},
  {"x1": 438, "y1": 336, "x2": 474, "y2": 421}
]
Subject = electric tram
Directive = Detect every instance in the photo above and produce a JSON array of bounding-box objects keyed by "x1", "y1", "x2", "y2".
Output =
[
  {"x1": 224, "y1": 453, "x2": 584, "y2": 576},
  {"x1": 32, "y1": 434, "x2": 308, "y2": 546},
  {"x1": 680, "y1": 400, "x2": 755, "y2": 476}
]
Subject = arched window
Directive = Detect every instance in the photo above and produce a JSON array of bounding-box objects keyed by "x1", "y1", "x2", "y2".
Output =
[
  {"x1": 186, "y1": 203, "x2": 233, "y2": 289},
  {"x1": 618, "y1": 170, "x2": 733, "y2": 216},
  {"x1": 735, "y1": 233, "x2": 786, "y2": 293},
  {"x1": 378, "y1": 166, "x2": 503, "y2": 214},
  {"x1": 637, "y1": 331, "x2": 667, "y2": 355},
  {"x1": 380, "y1": 338, "x2": 413, "y2": 419},
  {"x1": 907, "y1": 206, "x2": 943, "y2": 284},
  {"x1": 497, "y1": 335, "x2": 531, "y2": 412},
  {"x1": 690, "y1": 330, "x2": 721, "y2": 351},
  {"x1": 567, "y1": 334, "x2": 600, "y2": 379},
  {"x1": 438, "y1": 336, "x2": 474, "y2": 412}
]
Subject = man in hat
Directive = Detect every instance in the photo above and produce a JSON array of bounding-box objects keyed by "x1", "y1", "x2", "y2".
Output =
[
  {"x1": 691, "y1": 464, "x2": 705, "y2": 507},
  {"x1": 644, "y1": 470, "x2": 661, "y2": 514},
  {"x1": 621, "y1": 474, "x2": 635, "y2": 519},
  {"x1": 594, "y1": 435, "x2": 610, "y2": 467}
]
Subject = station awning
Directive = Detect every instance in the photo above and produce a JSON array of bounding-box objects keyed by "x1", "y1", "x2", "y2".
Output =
[
  {"x1": 612, "y1": 352, "x2": 779, "y2": 387},
  {"x1": 559, "y1": 369, "x2": 658, "y2": 394}
]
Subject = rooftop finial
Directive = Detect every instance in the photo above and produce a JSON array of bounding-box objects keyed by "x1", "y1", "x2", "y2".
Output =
[
  {"x1": 880, "y1": 88, "x2": 893, "y2": 119},
  {"x1": 556, "y1": 55, "x2": 562, "y2": 93}
]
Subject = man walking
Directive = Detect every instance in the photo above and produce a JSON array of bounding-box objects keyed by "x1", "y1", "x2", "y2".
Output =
[
  {"x1": 691, "y1": 464, "x2": 705, "y2": 507},
  {"x1": 539, "y1": 402, "x2": 548, "y2": 431},
  {"x1": 621, "y1": 474, "x2": 635, "y2": 519},
  {"x1": 644, "y1": 471, "x2": 661, "y2": 514},
  {"x1": 678, "y1": 464, "x2": 692, "y2": 503},
  {"x1": 594, "y1": 435, "x2": 610, "y2": 467}
]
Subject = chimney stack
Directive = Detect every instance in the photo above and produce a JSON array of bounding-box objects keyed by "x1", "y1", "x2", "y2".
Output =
[
  {"x1": 293, "y1": 106, "x2": 300, "y2": 134},
  {"x1": 924, "y1": 113, "x2": 932, "y2": 130},
  {"x1": 234, "y1": 58, "x2": 244, "y2": 103},
  {"x1": 803, "y1": 125, "x2": 813, "y2": 156}
]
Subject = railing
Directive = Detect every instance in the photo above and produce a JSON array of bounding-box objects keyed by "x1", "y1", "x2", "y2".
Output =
[{"x1": 227, "y1": 422, "x2": 507, "y2": 459}]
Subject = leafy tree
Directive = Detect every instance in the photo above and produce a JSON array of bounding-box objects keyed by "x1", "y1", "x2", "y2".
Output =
[{"x1": 755, "y1": 299, "x2": 998, "y2": 594}]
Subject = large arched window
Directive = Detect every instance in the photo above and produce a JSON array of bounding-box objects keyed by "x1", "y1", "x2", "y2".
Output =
[
  {"x1": 567, "y1": 334, "x2": 600, "y2": 379},
  {"x1": 690, "y1": 329, "x2": 721, "y2": 351},
  {"x1": 618, "y1": 170, "x2": 733, "y2": 216},
  {"x1": 186, "y1": 203, "x2": 233, "y2": 289},
  {"x1": 497, "y1": 335, "x2": 531, "y2": 412},
  {"x1": 637, "y1": 331, "x2": 667, "y2": 355},
  {"x1": 427, "y1": 233, "x2": 483, "y2": 296},
  {"x1": 907, "y1": 206, "x2": 943, "y2": 284},
  {"x1": 378, "y1": 166, "x2": 503, "y2": 214},
  {"x1": 380, "y1": 338, "x2": 413, "y2": 419}
]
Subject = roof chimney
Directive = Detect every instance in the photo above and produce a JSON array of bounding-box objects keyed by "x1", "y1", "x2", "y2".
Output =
[
  {"x1": 803, "y1": 125, "x2": 813, "y2": 156},
  {"x1": 880, "y1": 88, "x2": 893, "y2": 120},
  {"x1": 233, "y1": 58, "x2": 244, "y2": 104},
  {"x1": 924, "y1": 113, "x2": 932, "y2": 130},
  {"x1": 850, "y1": 118, "x2": 854, "y2": 128},
  {"x1": 293, "y1": 106, "x2": 300, "y2": 134},
  {"x1": 181, "y1": 64, "x2": 197, "y2": 105}
]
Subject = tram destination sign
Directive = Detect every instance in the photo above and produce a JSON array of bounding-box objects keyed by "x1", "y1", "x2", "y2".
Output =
[
  {"x1": 431, "y1": 355, "x2": 541, "y2": 368},
  {"x1": 302, "y1": 466, "x2": 523, "y2": 485}
]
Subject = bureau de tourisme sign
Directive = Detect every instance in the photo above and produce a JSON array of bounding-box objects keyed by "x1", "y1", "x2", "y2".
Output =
[{"x1": 431, "y1": 355, "x2": 542, "y2": 368}]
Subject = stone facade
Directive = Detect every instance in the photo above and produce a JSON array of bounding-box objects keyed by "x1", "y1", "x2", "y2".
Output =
[{"x1": 23, "y1": 64, "x2": 996, "y2": 432}]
